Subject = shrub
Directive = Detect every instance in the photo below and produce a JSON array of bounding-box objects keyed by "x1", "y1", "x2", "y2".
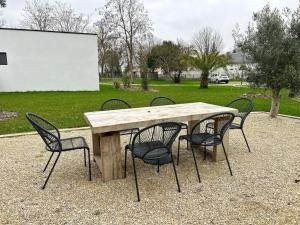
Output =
[
  {"x1": 113, "y1": 78, "x2": 121, "y2": 89},
  {"x1": 122, "y1": 75, "x2": 131, "y2": 88}
]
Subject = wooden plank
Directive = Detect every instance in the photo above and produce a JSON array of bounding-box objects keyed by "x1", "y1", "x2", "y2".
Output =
[
  {"x1": 99, "y1": 132, "x2": 122, "y2": 182},
  {"x1": 92, "y1": 133, "x2": 100, "y2": 157},
  {"x1": 84, "y1": 102, "x2": 238, "y2": 134}
]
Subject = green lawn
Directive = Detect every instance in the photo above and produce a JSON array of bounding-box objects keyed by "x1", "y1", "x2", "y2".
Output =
[{"x1": 0, "y1": 81, "x2": 299, "y2": 135}]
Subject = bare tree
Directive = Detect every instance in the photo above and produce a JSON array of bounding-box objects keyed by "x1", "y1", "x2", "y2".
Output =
[
  {"x1": 51, "y1": 1, "x2": 90, "y2": 32},
  {"x1": 21, "y1": 0, "x2": 54, "y2": 30},
  {"x1": 21, "y1": 0, "x2": 90, "y2": 32},
  {"x1": 192, "y1": 27, "x2": 223, "y2": 55},
  {"x1": 101, "y1": 0, "x2": 152, "y2": 79},
  {"x1": 94, "y1": 17, "x2": 116, "y2": 77}
]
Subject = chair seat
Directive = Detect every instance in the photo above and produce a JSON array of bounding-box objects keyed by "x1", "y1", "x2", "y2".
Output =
[
  {"x1": 126, "y1": 141, "x2": 171, "y2": 165},
  {"x1": 120, "y1": 128, "x2": 139, "y2": 136},
  {"x1": 49, "y1": 136, "x2": 88, "y2": 151},
  {"x1": 207, "y1": 122, "x2": 241, "y2": 130},
  {"x1": 179, "y1": 133, "x2": 222, "y2": 146}
]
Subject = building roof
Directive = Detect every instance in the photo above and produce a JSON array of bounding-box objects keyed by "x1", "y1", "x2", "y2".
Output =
[
  {"x1": 0, "y1": 27, "x2": 97, "y2": 36},
  {"x1": 227, "y1": 51, "x2": 251, "y2": 64}
]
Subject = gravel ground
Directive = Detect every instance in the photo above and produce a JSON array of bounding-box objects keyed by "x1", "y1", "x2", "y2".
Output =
[{"x1": 0, "y1": 113, "x2": 299, "y2": 225}]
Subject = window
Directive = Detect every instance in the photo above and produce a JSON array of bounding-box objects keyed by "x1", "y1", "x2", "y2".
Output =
[{"x1": 0, "y1": 52, "x2": 8, "y2": 65}]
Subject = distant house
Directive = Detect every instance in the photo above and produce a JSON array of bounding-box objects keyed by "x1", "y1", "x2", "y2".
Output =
[{"x1": 0, "y1": 28, "x2": 99, "y2": 92}]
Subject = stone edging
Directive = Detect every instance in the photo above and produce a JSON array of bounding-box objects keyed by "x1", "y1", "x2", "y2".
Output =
[
  {"x1": 251, "y1": 111, "x2": 300, "y2": 120},
  {"x1": 0, "y1": 112, "x2": 299, "y2": 139},
  {"x1": 0, "y1": 127, "x2": 90, "y2": 139}
]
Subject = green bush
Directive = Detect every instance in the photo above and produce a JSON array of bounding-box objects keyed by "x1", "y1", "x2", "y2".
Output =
[
  {"x1": 113, "y1": 78, "x2": 121, "y2": 89},
  {"x1": 122, "y1": 75, "x2": 131, "y2": 88}
]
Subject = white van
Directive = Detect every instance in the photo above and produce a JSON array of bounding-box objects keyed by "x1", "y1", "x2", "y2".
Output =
[{"x1": 209, "y1": 73, "x2": 230, "y2": 84}]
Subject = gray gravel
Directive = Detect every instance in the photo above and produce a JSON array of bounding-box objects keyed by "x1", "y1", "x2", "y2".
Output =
[{"x1": 0, "y1": 113, "x2": 299, "y2": 225}]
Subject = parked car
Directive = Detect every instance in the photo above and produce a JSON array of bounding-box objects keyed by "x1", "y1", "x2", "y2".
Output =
[{"x1": 209, "y1": 73, "x2": 230, "y2": 84}]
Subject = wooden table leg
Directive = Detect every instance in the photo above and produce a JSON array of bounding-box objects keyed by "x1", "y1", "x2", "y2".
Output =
[
  {"x1": 92, "y1": 133, "x2": 100, "y2": 157},
  {"x1": 212, "y1": 129, "x2": 229, "y2": 161},
  {"x1": 94, "y1": 131, "x2": 122, "y2": 182},
  {"x1": 211, "y1": 117, "x2": 230, "y2": 162}
]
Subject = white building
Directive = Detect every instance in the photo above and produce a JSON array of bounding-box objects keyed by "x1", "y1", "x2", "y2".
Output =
[{"x1": 0, "y1": 28, "x2": 99, "y2": 92}]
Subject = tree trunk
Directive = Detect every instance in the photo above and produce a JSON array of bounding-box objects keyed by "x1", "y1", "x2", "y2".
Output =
[
  {"x1": 270, "y1": 88, "x2": 281, "y2": 118},
  {"x1": 200, "y1": 72, "x2": 209, "y2": 88},
  {"x1": 100, "y1": 64, "x2": 104, "y2": 78},
  {"x1": 128, "y1": 48, "x2": 134, "y2": 81}
]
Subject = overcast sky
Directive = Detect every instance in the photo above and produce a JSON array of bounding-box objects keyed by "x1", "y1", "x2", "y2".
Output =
[{"x1": 1, "y1": 0, "x2": 299, "y2": 51}]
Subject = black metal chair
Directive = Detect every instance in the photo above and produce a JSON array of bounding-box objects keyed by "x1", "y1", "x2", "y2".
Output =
[
  {"x1": 125, "y1": 122, "x2": 182, "y2": 201},
  {"x1": 177, "y1": 112, "x2": 235, "y2": 182},
  {"x1": 26, "y1": 112, "x2": 91, "y2": 189},
  {"x1": 150, "y1": 96, "x2": 176, "y2": 106},
  {"x1": 226, "y1": 98, "x2": 253, "y2": 152},
  {"x1": 150, "y1": 96, "x2": 188, "y2": 130},
  {"x1": 100, "y1": 99, "x2": 139, "y2": 143}
]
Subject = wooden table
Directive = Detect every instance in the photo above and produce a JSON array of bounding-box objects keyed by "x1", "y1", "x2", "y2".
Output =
[{"x1": 84, "y1": 102, "x2": 238, "y2": 182}]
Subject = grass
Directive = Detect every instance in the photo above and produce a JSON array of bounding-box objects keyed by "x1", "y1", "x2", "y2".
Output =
[{"x1": 0, "y1": 81, "x2": 299, "y2": 135}]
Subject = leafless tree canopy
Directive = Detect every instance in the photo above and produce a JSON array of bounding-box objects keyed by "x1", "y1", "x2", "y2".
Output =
[
  {"x1": 51, "y1": 2, "x2": 90, "y2": 32},
  {"x1": 100, "y1": 0, "x2": 153, "y2": 78},
  {"x1": 21, "y1": 0, "x2": 54, "y2": 30},
  {"x1": 192, "y1": 27, "x2": 223, "y2": 55},
  {"x1": 94, "y1": 17, "x2": 121, "y2": 76},
  {"x1": 21, "y1": 0, "x2": 90, "y2": 32}
]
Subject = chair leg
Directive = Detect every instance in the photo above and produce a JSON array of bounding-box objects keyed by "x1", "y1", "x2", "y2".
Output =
[
  {"x1": 203, "y1": 146, "x2": 207, "y2": 161},
  {"x1": 171, "y1": 155, "x2": 181, "y2": 192},
  {"x1": 87, "y1": 148, "x2": 92, "y2": 181},
  {"x1": 84, "y1": 148, "x2": 87, "y2": 167},
  {"x1": 43, "y1": 152, "x2": 54, "y2": 172},
  {"x1": 191, "y1": 147, "x2": 201, "y2": 183},
  {"x1": 124, "y1": 148, "x2": 128, "y2": 178},
  {"x1": 42, "y1": 152, "x2": 61, "y2": 189},
  {"x1": 157, "y1": 160, "x2": 160, "y2": 173},
  {"x1": 221, "y1": 141, "x2": 233, "y2": 176},
  {"x1": 132, "y1": 155, "x2": 140, "y2": 202},
  {"x1": 177, "y1": 138, "x2": 181, "y2": 165},
  {"x1": 129, "y1": 131, "x2": 133, "y2": 144},
  {"x1": 241, "y1": 129, "x2": 251, "y2": 152}
]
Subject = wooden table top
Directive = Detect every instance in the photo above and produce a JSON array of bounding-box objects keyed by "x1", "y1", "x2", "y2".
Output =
[{"x1": 84, "y1": 102, "x2": 238, "y2": 134}]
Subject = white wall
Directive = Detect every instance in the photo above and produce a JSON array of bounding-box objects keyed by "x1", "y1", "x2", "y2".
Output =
[{"x1": 0, "y1": 28, "x2": 99, "y2": 92}]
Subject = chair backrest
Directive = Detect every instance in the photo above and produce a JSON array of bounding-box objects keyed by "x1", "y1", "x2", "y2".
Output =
[
  {"x1": 26, "y1": 112, "x2": 61, "y2": 151},
  {"x1": 150, "y1": 96, "x2": 176, "y2": 106},
  {"x1": 132, "y1": 122, "x2": 182, "y2": 157},
  {"x1": 101, "y1": 99, "x2": 131, "y2": 111},
  {"x1": 191, "y1": 112, "x2": 235, "y2": 139},
  {"x1": 226, "y1": 98, "x2": 253, "y2": 127}
]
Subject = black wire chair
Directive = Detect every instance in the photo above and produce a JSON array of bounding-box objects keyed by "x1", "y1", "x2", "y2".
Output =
[
  {"x1": 26, "y1": 112, "x2": 91, "y2": 189},
  {"x1": 150, "y1": 96, "x2": 188, "y2": 130},
  {"x1": 125, "y1": 122, "x2": 182, "y2": 201},
  {"x1": 150, "y1": 96, "x2": 176, "y2": 106},
  {"x1": 177, "y1": 112, "x2": 235, "y2": 182},
  {"x1": 226, "y1": 98, "x2": 253, "y2": 152},
  {"x1": 100, "y1": 99, "x2": 139, "y2": 143}
]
